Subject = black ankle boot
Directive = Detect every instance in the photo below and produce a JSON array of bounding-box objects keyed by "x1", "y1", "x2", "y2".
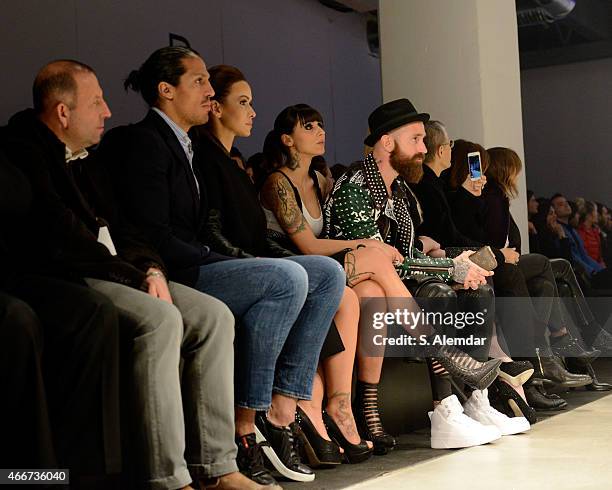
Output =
[
  {"x1": 353, "y1": 381, "x2": 396, "y2": 455},
  {"x1": 534, "y1": 350, "x2": 593, "y2": 388}
]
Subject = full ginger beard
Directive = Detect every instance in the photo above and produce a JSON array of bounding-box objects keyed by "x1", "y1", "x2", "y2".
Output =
[{"x1": 389, "y1": 146, "x2": 425, "y2": 184}]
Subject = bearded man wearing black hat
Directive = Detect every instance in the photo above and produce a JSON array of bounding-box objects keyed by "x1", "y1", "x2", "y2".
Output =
[{"x1": 323, "y1": 98, "x2": 532, "y2": 449}]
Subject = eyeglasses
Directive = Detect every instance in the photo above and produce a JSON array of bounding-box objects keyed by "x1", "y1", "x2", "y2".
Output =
[{"x1": 441, "y1": 140, "x2": 454, "y2": 149}]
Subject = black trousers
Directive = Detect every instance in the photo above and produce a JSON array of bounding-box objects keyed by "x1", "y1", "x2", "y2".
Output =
[
  {"x1": 492, "y1": 254, "x2": 556, "y2": 356},
  {"x1": 0, "y1": 292, "x2": 55, "y2": 468},
  {"x1": 2, "y1": 276, "x2": 121, "y2": 477}
]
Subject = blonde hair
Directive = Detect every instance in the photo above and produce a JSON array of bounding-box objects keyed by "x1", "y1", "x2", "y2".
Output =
[{"x1": 486, "y1": 147, "x2": 522, "y2": 199}]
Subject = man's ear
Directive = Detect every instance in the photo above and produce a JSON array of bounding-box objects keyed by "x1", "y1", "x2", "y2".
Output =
[
  {"x1": 437, "y1": 145, "x2": 445, "y2": 158},
  {"x1": 281, "y1": 133, "x2": 293, "y2": 147},
  {"x1": 56, "y1": 102, "x2": 70, "y2": 129},
  {"x1": 210, "y1": 100, "x2": 222, "y2": 118},
  {"x1": 380, "y1": 134, "x2": 395, "y2": 153},
  {"x1": 158, "y1": 81, "x2": 174, "y2": 101}
]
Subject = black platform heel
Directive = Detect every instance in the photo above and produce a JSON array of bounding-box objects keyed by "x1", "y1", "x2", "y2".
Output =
[
  {"x1": 322, "y1": 412, "x2": 372, "y2": 464},
  {"x1": 488, "y1": 379, "x2": 537, "y2": 425},
  {"x1": 294, "y1": 407, "x2": 341, "y2": 468}
]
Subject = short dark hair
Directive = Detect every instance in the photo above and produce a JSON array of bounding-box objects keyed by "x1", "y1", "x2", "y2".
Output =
[
  {"x1": 32, "y1": 59, "x2": 95, "y2": 114},
  {"x1": 208, "y1": 65, "x2": 247, "y2": 103},
  {"x1": 124, "y1": 46, "x2": 200, "y2": 106},
  {"x1": 263, "y1": 104, "x2": 323, "y2": 171},
  {"x1": 550, "y1": 193, "x2": 565, "y2": 202}
]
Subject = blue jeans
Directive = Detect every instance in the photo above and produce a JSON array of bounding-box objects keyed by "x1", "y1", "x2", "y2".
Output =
[{"x1": 194, "y1": 255, "x2": 345, "y2": 410}]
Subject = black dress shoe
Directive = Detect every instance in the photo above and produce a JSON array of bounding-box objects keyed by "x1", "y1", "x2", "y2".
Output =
[
  {"x1": 488, "y1": 379, "x2": 537, "y2": 424},
  {"x1": 524, "y1": 385, "x2": 568, "y2": 410},
  {"x1": 255, "y1": 413, "x2": 315, "y2": 482},
  {"x1": 295, "y1": 407, "x2": 341, "y2": 468},
  {"x1": 536, "y1": 355, "x2": 593, "y2": 388},
  {"x1": 550, "y1": 333, "x2": 600, "y2": 361},
  {"x1": 323, "y1": 412, "x2": 372, "y2": 464},
  {"x1": 565, "y1": 358, "x2": 612, "y2": 392},
  {"x1": 235, "y1": 433, "x2": 280, "y2": 487}
]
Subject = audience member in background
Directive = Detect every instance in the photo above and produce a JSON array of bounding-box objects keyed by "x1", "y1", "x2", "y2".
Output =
[
  {"x1": 551, "y1": 193, "x2": 612, "y2": 290},
  {"x1": 527, "y1": 190, "x2": 539, "y2": 242},
  {"x1": 531, "y1": 200, "x2": 612, "y2": 355},
  {"x1": 3, "y1": 58, "x2": 248, "y2": 490},
  {"x1": 578, "y1": 201, "x2": 606, "y2": 267},
  {"x1": 0, "y1": 149, "x2": 121, "y2": 482},
  {"x1": 597, "y1": 202, "x2": 612, "y2": 266},
  {"x1": 325, "y1": 98, "x2": 515, "y2": 448},
  {"x1": 192, "y1": 68, "x2": 373, "y2": 464},
  {"x1": 246, "y1": 151, "x2": 265, "y2": 187},
  {"x1": 104, "y1": 50, "x2": 345, "y2": 486}
]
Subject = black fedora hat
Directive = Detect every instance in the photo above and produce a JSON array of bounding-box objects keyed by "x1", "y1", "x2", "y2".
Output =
[{"x1": 364, "y1": 98, "x2": 430, "y2": 147}]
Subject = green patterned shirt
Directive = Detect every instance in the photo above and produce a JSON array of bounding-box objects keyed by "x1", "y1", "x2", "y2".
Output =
[{"x1": 323, "y1": 153, "x2": 455, "y2": 281}]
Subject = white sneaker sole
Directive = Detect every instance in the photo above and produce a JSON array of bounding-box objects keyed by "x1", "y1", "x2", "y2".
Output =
[
  {"x1": 430, "y1": 431, "x2": 500, "y2": 449},
  {"x1": 255, "y1": 426, "x2": 315, "y2": 482},
  {"x1": 464, "y1": 407, "x2": 531, "y2": 436}
]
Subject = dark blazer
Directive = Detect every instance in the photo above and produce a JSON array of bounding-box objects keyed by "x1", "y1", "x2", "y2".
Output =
[
  {"x1": 1, "y1": 109, "x2": 163, "y2": 288},
  {"x1": 99, "y1": 110, "x2": 230, "y2": 287}
]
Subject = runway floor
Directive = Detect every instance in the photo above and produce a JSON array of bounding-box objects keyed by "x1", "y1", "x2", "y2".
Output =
[{"x1": 284, "y1": 359, "x2": 612, "y2": 490}]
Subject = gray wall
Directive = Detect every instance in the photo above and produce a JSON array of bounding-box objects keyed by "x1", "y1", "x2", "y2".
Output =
[
  {"x1": 0, "y1": 0, "x2": 381, "y2": 165},
  {"x1": 521, "y1": 57, "x2": 612, "y2": 205}
]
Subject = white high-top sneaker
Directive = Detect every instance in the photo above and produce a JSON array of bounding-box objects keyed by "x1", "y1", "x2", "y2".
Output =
[
  {"x1": 463, "y1": 389, "x2": 530, "y2": 436},
  {"x1": 429, "y1": 395, "x2": 502, "y2": 449}
]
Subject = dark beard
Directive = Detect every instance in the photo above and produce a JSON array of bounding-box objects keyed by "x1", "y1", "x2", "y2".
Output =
[{"x1": 389, "y1": 147, "x2": 425, "y2": 184}]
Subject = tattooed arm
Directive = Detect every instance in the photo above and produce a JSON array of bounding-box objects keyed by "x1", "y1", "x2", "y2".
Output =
[{"x1": 260, "y1": 172, "x2": 367, "y2": 256}]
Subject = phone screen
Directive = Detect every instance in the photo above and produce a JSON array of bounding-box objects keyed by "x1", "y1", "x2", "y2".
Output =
[{"x1": 468, "y1": 153, "x2": 482, "y2": 180}]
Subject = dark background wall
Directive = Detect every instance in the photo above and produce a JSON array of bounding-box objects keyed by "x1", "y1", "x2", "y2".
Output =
[
  {"x1": 0, "y1": 0, "x2": 381, "y2": 165},
  {"x1": 521, "y1": 57, "x2": 612, "y2": 205}
]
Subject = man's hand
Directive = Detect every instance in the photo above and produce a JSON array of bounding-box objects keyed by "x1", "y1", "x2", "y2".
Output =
[
  {"x1": 418, "y1": 236, "x2": 441, "y2": 254},
  {"x1": 501, "y1": 247, "x2": 520, "y2": 265},
  {"x1": 452, "y1": 251, "x2": 493, "y2": 290},
  {"x1": 428, "y1": 248, "x2": 446, "y2": 258},
  {"x1": 551, "y1": 222, "x2": 566, "y2": 239},
  {"x1": 145, "y1": 268, "x2": 173, "y2": 304}
]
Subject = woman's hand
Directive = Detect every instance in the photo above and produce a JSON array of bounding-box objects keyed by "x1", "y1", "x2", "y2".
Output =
[
  {"x1": 358, "y1": 239, "x2": 404, "y2": 264},
  {"x1": 501, "y1": 247, "x2": 520, "y2": 265},
  {"x1": 418, "y1": 236, "x2": 441, "y2": 254}
]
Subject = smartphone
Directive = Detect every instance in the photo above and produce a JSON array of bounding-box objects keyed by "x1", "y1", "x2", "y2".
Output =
[{"x1": 467, "y1": 151, "x2": 482, "y2": 181}]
